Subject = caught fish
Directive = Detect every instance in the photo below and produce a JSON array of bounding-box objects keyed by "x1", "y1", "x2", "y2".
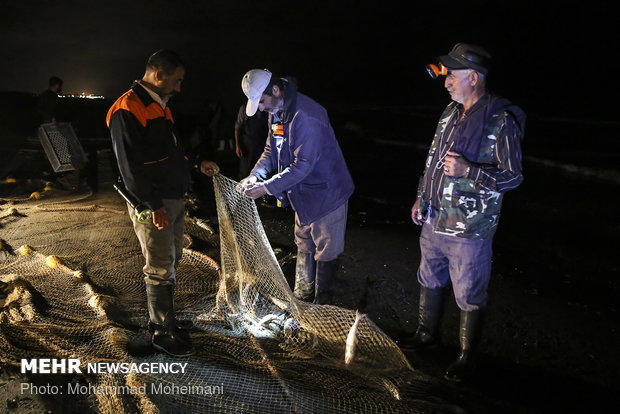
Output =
[
  {"x1": 345, "y1": 310, "x2": 362, "y2": 365},
  {"x1": 381, "y1": 378, "x2": 401, "y2": 401},
  {"x1": 190, "y1": 217, "x2": 215, "y2": 235}
]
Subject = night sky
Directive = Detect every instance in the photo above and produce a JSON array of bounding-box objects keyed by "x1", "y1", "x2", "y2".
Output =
[{"x1": 0, "y1": 0, "x2": 612, "y2": 119}]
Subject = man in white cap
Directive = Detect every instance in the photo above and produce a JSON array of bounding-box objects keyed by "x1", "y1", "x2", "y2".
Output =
[
  {"x1": 238, "y1": 69, "x2": 354, "y2": 305},
  {"x1": 408, "y1": 43, "x2": 526, "y2": 382}
]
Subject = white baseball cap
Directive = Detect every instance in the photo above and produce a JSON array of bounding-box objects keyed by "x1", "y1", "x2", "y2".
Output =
[{"x1": 241, "y1": 69, "x2": 272, "y2": 116}]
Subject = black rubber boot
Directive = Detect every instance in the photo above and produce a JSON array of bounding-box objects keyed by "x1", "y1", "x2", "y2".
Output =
[
  {"x1": 146, "y1": 283, "x2": 195, "y2": 357},
  {"x1": 444, "y1": 309, "x2": 484, "y2": 382},
  {"x1": 314, "y1": 259, "x2": 338, "y2": 305},
  {"x1": 410, "y1": 286, "x2": 445, "y2": 349},
  {"x1": 148, "y1": 319, "x2": 194, "y2": 333},
  {"x1": 293, "y1": 251, "x2": 316, "y2": 302}
]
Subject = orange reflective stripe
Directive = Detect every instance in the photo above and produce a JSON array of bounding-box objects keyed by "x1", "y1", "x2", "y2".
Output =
[
  {"x1": 272, "y1": 123, "x2": 284, "y2": 136},
  {"x1": 143, "y1": 156, "x2": 169, "y2": 165},
  {"x1": 106, "y1": 90, "x2": 174, "y2": 127},
  {"x1": 107, "y1": 90, "x2": 138, "y2": 126}
]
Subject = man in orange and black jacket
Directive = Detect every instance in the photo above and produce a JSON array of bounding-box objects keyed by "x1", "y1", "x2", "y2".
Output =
[{"x1": 106, "y1": 49, "x2": 219, "y2": 357}]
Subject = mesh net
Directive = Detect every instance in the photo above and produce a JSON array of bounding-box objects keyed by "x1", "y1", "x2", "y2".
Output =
[{"x1": 0, "y1": 154, "x2": 447, "y2": 413}]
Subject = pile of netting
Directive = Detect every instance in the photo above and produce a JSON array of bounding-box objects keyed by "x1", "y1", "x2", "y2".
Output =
[{"x1": 0, "y1": 167, "x2": 448, "y2": 413}]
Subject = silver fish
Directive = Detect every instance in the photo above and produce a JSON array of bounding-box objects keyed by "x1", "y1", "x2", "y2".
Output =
[{"x1": 345, "y1": 310, "x2": 362, "y2": 365}]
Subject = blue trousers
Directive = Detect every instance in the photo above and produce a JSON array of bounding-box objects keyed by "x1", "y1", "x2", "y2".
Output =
[{"x1": 417, "y1": 219, "x2": 493, "y2": 311}]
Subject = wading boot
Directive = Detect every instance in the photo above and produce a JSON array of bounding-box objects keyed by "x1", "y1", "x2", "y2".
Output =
[
  {"x1": 146, "y1": 283, "x2": 195, "y2": 357},
  {"x1": 314, "y1": 259, "x2": 338, "y2": 305},
  {"x1": 148, "y1": 318, "x2": 194, "y2": 335},
  {"x1": 444, "y1": 309, "x2": 484, "y2": 382},
  {"x1": 293, "y1": 251, "x2": 316, "y2": 302},
  {"x1": 409, "y1": 286, "x2": 445, "y2": 349}
]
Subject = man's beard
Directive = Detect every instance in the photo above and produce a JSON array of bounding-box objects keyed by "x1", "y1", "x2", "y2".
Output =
[
  {"x1": 166, "y1": 90, "x2": 179, "y2": 98},
  {"x1": 160, "y1": 90, "x2": 178, "y2": 103},
  {"x1": 268, "y1": 98, "x2": 284, "y2": 114}
]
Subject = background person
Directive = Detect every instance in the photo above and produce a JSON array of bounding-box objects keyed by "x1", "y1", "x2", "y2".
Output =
[
  {"x1": 409, "y1": 43, "x2": 526, "y2": 382},
  {"x1": 238, "y1": 69, "x2": 354, "y2": 305},
  {"x1": 234, "y1": 103, "x2": 268, "y2": 180},
  {"x1": 37, "y1": 76, "x2": 63, "y2": 124},
  {"x1": 106, "y1": 49, "x2": 219, "y2": 357}
]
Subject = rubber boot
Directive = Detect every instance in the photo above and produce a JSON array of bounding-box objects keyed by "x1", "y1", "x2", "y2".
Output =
[
  {"x1": 314, "y1": 259, "x2": 338, "y2": 305},
  {"x1": 444, "y1": 309, "x2": 484, "y2": 382},
  {"x1": 148, "y1": 318, "x2": 194, "y2": 333},
  {"x1": 410, "y1": 286, "x2": 445, "y2": 349},
  {"x1": 293, "y1": 251, "x2": 316, "y2": 302},
  {"x1": 146, "y1": 283, "x2": 195, "y2": 357}
]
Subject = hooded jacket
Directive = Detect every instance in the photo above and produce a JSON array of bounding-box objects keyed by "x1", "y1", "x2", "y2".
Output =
[
  {"x1": 417, "y1": 93, "x2": 526, "y2": 239},
  {"x1": 250, "y1": 77, "x2": 354, "y2": 226}
]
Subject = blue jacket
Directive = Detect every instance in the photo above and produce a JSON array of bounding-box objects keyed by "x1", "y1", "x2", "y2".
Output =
[{"x1": 251, "y1": 77, "x2": 354, "y2": 226}]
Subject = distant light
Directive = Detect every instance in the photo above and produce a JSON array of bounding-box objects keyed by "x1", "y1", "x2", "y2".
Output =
[{"x1": 59, "y1": 93, "x2": 105, "y2": 99}]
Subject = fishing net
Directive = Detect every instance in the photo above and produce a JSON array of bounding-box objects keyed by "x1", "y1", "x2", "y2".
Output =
[{"x1": 0, "y1": 150, "x2": 447, "y2": 413}]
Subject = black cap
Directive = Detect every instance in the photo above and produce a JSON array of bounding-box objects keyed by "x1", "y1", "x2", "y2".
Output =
[{"x1": 438, "y1": 43, "x2": 491, "y2": 75}]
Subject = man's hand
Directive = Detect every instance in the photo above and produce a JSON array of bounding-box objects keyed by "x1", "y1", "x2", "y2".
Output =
[
  {"x1": 152, "y1": 207, "x2": 170, "y2": 230},
  {"x1": 411, "y1": 200, "x2": 424, "y2": 226},
  {"x1": 235, "y1": 175, "x2": 258, "y2": 193},
  {"x1": 444, "y1": 151, "x2": 470, "y2": 177},
  {"x1": 243, "y1": 182, "x2": 268, "y2": 200},
  {"x1": 200, "y1": 160, "x2": 220, "y2": 176}
]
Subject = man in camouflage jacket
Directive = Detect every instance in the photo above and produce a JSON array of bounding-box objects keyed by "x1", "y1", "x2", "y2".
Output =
[{"x1": 409, "y1": 43, "x2": 526, "y2": 382}]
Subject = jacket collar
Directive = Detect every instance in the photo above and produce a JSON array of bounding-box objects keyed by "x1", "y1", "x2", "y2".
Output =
[
  {"x1": 277, "y1": 76, "x2": 298, "y2": 123},
  {"x1": 454, "y1": 93, "x2": 489, "y2": 120},
  {"x1": 131, "y1": 81, "x2": 169, "y2": 109}
]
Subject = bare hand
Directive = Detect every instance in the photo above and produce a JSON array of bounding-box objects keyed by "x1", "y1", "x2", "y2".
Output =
[
  {"x1": 235, "y1": 175, "x2": 258, "y2": 193},
  {"x1": 411, "y1": 200, "x2": 424, "y2": 226},
  {"x1": 152, "y1": 207, "x2": 169, "y2": 230},
  {"x1": 200, "y1": 160, "x2": 220, "y2": 176},
  {"x1": 444, "y1": 151, "x2": 470, "y2": 177},
  {"x1": 243, "y1": 183, "x2": 268, "y2": 200},
  {"x1": 235, "y1": 145, "x2": 243, "y2": 159}
]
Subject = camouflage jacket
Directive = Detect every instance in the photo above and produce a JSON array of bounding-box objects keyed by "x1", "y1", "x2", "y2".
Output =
[{"x1": 417, "y1": 94, "x2": 526, "y2": 239}]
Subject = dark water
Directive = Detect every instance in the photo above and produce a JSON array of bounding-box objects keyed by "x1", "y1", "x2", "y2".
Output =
[
  {"x1": 331, "y1": 105, "x2": 620, "y2": 221},
  {"x1": 329, "y1": 105, "x2": 620, "y2": 318}
]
